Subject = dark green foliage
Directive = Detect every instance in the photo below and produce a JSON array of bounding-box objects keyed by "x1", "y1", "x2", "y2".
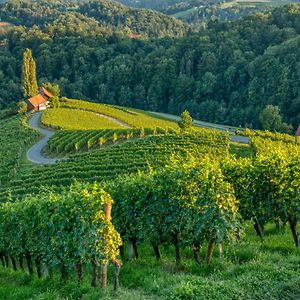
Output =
[
  {"x1": 259, "y1": 105, "x2": 293, "y2": 133},
  {"x1": 1, "y1": 3, "x2": 300, "y2": 129},
  {"x1": 0, "y1": 0, "x2": 186, "y2": 37}
]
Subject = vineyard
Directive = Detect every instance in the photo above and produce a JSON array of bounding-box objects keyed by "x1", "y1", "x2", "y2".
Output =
[
  {"x1": 0, "y1": 116, "x2": 38, "y2": 185},
  {"x1": 46, "y1": 127, "x2": 179, "y2": 154},
  {"x1": 0, "y1": 131, "x2": 230, "y2": 201},
  {"x1": 41, "y1": 108, "x2": 125, "y2": 130},
  {"x1": 0, "y1": 106, "x2": 299, "y2": 299},
  {"x1": 62, "y1": 99, "x2": 179, "y2": 129}
]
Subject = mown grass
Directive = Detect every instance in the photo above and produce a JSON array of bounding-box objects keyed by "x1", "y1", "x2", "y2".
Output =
[
  {"x1": 41, "y1": 108, "x2": 124, "y2": 130},
  {"x1": 1, "y1": 223, "x2": 299, "y2": 299}
]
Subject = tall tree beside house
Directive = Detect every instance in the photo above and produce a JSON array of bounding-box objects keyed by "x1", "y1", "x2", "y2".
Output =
[{"x1": 21, "y1": 48, "x2": 38, "y2": 98}]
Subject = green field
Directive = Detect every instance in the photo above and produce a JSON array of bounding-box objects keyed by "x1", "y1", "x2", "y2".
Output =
[
  {"x1": 0, "y1": 131, "x2": 229, "y2": 200},
  {"x1": 0, "y1": 116, "x2": 39, "y2": 184}
]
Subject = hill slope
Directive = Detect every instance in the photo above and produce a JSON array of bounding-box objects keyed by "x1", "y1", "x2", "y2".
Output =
[
  {"x1": 117, "y1": 0, "x2": 300, "y2": 24},
  {"x1": 0, "y1": 0, "x2": 187, "y2": 37}
]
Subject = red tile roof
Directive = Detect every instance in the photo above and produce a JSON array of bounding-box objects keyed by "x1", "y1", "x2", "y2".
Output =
[
  {"x1": 40, "y1": 87, "x2": 53, "y2": 98},
  {"x1": 28, "y1": 94, "x2": 48, "y2": 108}
]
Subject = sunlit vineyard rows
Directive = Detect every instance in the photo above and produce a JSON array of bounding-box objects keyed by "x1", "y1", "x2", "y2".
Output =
[
  {"x1": 0, "y1": 116, "x2": 38, "y2": 185},
  {"x1": 63, "y1": 99, "x2": 179, "y2": 129},
  {"x1": 0, "y1": 109, "x2": 300, "y2": 300},
  {"x1": 0, "y1": 131, "x2": 230, "y2": 201},
  {"x1": 46, "y1": 127, "x2": 178, "y2": 154},
  {"x1": 41, "y1": 108, "x2": 125, "y2": 130}
]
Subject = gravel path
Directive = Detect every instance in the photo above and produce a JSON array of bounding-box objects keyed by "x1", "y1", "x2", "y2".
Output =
[
  {"x1": 149, "y1": 111, "x2": 249, "y2": 144},
  {"x1": 27, "y1": 112, "x2": 58, "y2": 164},
  {"x1": 95, "y1": 113, "x2": 132, "y2": 128}
]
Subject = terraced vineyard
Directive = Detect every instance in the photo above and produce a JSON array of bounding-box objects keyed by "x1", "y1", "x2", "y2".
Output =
[
  {"x1": 46, "y1": 127, "x2": 178, "y2": 154},
  {"x1": 0, "y1": 131, "x2": 230, "y2": 201}
]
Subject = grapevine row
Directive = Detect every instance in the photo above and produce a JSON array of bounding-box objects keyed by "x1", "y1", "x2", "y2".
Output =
[{"x1": 0, "y1": 182, "x2": 122, "y2": 288}]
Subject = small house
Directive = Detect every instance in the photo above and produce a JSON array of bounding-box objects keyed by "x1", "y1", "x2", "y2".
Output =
[{"x1": 27, "y1": 87, "x2": 53, "y2": 112}]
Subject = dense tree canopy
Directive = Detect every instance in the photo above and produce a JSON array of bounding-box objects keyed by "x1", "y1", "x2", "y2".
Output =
[{"x1": 0, "y1": 1, "x2": 300, "y2": 129}]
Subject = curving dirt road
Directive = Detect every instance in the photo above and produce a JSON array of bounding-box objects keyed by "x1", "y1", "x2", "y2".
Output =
[{"x1": 27, "y1": 112, "x2": 58, "y2": 164}]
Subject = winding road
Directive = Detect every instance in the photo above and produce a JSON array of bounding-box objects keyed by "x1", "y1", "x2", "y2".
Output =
[
  {"x1": 150, "y1": 111, "x2": 249, "y2": 144},
  {"x1": 27, "y1": 112, "x2": 58, "y2": 164},
  {"x1": 26, "y1": 110, "x2": 249, "y2": 165}
]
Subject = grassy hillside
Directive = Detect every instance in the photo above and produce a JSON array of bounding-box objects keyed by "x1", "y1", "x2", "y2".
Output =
[
  {"x1": 0, "y1": 131, "x2": 229, "y2": 200},
  {"x1": 2, "y1": 4, "x2": 300, "y2": 128},
  {"x1": 117, "y1": 0, "x2": 300, "y2": 24}
]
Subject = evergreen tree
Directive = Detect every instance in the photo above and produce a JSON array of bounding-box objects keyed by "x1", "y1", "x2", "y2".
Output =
[
  {"x1": 178, "y1": 110, "x2": 193, "y2": 133},
  {"x1": 22, "y1": 48, "x2": 38, "y2": 98}
]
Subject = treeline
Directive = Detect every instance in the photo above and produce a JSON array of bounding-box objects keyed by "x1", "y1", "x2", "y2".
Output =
[
  {"x1": 1, "y1": 3, "x2": 300, "y2": 129},
  {"x1": 117, "y1": 0, "x2": 293, "y2": 25}
]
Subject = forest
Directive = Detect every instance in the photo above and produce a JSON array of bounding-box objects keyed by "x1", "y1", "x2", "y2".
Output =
[
  {"x1": 0, "y1": 0, "x2": 300, "y2": 130},
  {"x1": 117, "y1": 0, "x2": 300, "y2": 25}
]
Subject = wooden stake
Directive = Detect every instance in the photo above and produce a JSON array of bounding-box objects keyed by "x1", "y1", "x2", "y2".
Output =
[{"x1": 101, "y1": 201, "x2": 112, "y2": 289}]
